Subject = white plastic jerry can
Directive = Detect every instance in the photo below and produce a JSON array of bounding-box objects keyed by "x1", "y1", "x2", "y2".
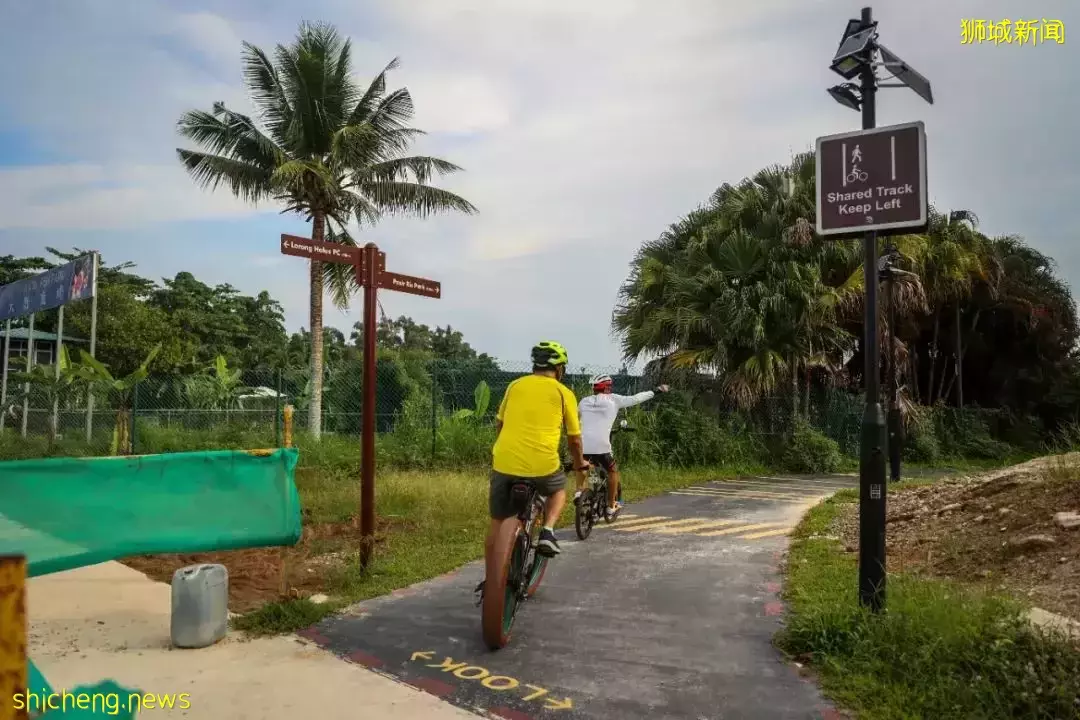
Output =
[{"x1": 170, "y1": 563, "x2": 229, "y2": 649}]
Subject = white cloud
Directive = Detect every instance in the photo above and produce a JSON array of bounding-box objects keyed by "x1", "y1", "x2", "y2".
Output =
[{"x1": 0, "y1": 164, "x2": 268, "y2": 230}]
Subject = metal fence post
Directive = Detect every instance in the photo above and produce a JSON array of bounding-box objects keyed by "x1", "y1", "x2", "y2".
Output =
[
  {"x1": 275, "y1": 367, "x2": 283, "y2": 448},
  {"x1": 431, "y1": 362, "x2": 438, "y2": 462},
  {"x1": 131, "y1": 381, "x2": 139, "y2": 455}
]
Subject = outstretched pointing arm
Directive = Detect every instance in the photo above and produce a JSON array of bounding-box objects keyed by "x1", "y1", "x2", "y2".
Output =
[{"x1": 613, "y1": 390, "x2": 655, "y2": 409}]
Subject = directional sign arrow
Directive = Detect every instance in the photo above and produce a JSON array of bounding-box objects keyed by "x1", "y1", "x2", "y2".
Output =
[
  {"x1": 544, "y1": 697, "x2": 573, "y2": 711},
  {"x1": 410, "y1": 650, "x2": 434, "y2": 662}
]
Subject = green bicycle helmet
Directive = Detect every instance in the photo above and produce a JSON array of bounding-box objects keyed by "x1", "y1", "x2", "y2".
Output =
[{"x1": 531, "y1": 340, "x2": 569, "y2": 369}]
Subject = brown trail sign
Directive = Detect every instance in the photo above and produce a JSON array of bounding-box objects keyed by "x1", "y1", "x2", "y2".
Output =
[
  {"x1": 280, "y1": 235, "x2": 440, "y2": 568},
  {"x1": 280, "y1": 234, "x2": 361, "y2": 263},
  {"x1": 815, "y1": 121, "x2": 927, "y2": 236}
]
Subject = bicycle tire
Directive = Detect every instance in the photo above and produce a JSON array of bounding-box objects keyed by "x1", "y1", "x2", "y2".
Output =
[
  {"x1": 481, "y1": 519, "x2": 524, "y2": 650},
  {"x1": 575, "y1": 490, "x2": 595, "y2": 540}
]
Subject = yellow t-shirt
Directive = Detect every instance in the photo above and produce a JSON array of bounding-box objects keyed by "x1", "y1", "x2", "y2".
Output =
[{"x1": 492, "y1": 374, "x2": 581, "y2": 477}]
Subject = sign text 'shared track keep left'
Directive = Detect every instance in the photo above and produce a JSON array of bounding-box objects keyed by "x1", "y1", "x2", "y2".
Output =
[{"x1": 815, "y1": 121, "x2": 927, "y2": 236}]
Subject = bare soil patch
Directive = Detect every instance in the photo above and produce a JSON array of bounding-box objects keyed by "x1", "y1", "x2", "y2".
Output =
[
  {"x1": 833, "y1": 454, "x2": 1080, "y2": 620},
  {"x1": 121, "y1": 514, "x2": 411, "y2": 612}
]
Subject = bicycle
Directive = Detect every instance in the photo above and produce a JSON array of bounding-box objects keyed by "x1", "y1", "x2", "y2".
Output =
[
  {"x1": 475, "y1": 480, "x2": 551, "y2": 650},
  {"x1": 574, "y1": 422, "x2": 635, "y2": 541},
  {"x1": 846, "y1": 167, "x2": 868, "y2": 183}
]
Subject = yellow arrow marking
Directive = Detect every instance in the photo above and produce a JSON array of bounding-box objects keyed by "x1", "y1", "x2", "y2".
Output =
[
  {"x1": 696, "y1": 522, "x2": 786, "y2": 537},
  {"x1": 410, "y1": 650, "x2": 434, "y2": 662},
  {"x1": 615, "y1": 517, "x2": 708, "y2": 532},
  {"x1": 738, "y1": 527, "x2": 793, "y2": 540},
  {"x1": 544, "y1": 696, "x2": 573, "y2": 710},
  {"x1": 653, "y1": 519, "x2": 743, "y2": 534}
]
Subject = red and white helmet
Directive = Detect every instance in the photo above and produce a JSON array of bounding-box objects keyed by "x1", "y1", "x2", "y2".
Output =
[{"x1": 591, "y1": 374, "x2": 613, "y2": 392}]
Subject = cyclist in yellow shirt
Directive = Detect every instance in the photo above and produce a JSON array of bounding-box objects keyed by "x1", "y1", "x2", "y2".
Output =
[{"x1": 487, "y1": 340, "x2": 589, "y2": 557}]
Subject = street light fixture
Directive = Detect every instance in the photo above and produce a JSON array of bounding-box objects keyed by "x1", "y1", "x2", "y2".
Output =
[
  {"x1": 830, "y1": 24, "x2": 877, "y2": 79},
  {"x1": 827, "y1": 84, "x2": 862, "y2": 111}
]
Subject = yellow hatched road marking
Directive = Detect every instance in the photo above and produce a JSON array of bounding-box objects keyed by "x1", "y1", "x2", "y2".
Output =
[
  {"x1": 594, "y1": 516, "x2": 670, "y2": 530},
  {"x1": 696, "y1": 522, "x2": 786, "y2": 537},
  {"x1": 653, "y1": 519, "x2": 743, "y2": 534},
  {"x1": 738, "y1": 527, "x2": 793, "y2": 540},
  {"x1": 615, "y1": 517, "x2": 708, "y2": 532},
  {"x1": 713, "y1": 479, "x2": 846, "y2": 493},
  {"x1": 671, "y1": 489, "x2": 812, "y2": 500},
  {"x1": 687, "y1": 486, "x2": 811, "y2": 498}
]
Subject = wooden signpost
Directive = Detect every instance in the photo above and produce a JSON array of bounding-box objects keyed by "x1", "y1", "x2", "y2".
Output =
[{"x1": 280, "y1": 235, "x2": 441, "y2": 568}]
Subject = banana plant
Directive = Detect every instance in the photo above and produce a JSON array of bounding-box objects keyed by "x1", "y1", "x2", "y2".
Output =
[
  {"x1": 183, "y1": 355, "x2": 252, "y2": 410},
  {"x1": 72, "y1": 344, "x2": 161, "y2": 455},
  {"x1": 453, "y1": 380, "x2": 491, "y2": 420}
]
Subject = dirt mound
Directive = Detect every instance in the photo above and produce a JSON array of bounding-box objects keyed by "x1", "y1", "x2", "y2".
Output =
[{"x1": 833, "y1": 454, "x2": 1080, "y2": 620}]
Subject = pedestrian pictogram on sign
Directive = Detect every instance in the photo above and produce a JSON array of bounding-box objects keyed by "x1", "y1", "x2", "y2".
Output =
[{"x1": 815, "y1": 121, "x2": 928, "y2": 236}]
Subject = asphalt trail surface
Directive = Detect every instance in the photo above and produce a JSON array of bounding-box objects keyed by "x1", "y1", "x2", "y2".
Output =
[{"x1": 299, "y1": 474, "x2": 858, "y2": 719}]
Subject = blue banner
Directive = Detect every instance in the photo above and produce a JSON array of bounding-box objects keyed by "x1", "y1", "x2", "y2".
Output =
[{"x1": 0, "y1": 254, "x2": 97, "y2": 323}]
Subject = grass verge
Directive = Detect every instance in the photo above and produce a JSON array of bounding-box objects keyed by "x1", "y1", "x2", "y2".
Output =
[
  {"x1": 233, "y1": 462, "x2": 761, "y2": 636},
  {"x1": 777, "y1": 488, "x2": 1080, "y2": 720}
]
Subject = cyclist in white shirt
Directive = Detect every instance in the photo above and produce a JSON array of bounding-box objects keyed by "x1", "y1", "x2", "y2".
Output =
[{"x1": 576, "y1": 374, "x2": 669, "y2": 515}]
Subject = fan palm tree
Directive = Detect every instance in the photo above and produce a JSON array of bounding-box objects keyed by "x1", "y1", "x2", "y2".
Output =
[{"x1": 175, "y1": 22, "x2": 477, "y2": 438}]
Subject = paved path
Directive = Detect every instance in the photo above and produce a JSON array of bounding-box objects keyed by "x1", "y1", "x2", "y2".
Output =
[{"x1": 300, "y1": 474, "x2": 858, "y2": 719}]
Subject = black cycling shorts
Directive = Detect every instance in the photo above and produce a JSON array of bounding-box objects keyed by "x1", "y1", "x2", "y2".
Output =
[{"x1": 584, "y1": 453, "x2": 617, "y2": 472}]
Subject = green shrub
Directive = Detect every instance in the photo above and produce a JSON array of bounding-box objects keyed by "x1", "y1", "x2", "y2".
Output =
[
  {"x1": 903, "y1": 419, "x2": 941, "y2": 464},
  {"x1": 781, "y1": 420, "x2": 843, "y2": 473}
]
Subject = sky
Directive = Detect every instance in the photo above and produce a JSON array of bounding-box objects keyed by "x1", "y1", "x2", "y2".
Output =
[{"x1": 0, "y1": 0, "x2": 1076, "y2": 370}]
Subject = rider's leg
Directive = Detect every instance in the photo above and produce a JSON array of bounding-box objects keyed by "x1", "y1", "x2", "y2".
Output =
[
  {"x1": 537, "y1": 471, "x2": 568, "y2": 555},
  {"x1": 544, "y1": 488, "x2": 567, "y2": 527},
  {"x1": 605, "y1": 456, "x2": 621, "y2": 510}
]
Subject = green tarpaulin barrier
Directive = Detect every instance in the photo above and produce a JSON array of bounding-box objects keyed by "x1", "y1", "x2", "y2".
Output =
[
  {"x1": 0, "y1": 448, "x2": 301, "y2": 577},
  {"x1": 2, "y1": 448, "x2": 301, "y2": 715}
]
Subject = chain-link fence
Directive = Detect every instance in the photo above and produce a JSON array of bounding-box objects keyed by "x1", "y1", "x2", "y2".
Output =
[{"x1": 1, "y1": 355, "x2": 1032, "y2": 465}]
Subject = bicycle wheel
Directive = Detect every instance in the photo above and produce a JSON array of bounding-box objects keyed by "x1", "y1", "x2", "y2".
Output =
[
  {"x1": 575, "y1": 489, "x2": 595, "y2": 540},
  {"x1": 482, "y1": 519, "x2": 525, "y2": 650}
]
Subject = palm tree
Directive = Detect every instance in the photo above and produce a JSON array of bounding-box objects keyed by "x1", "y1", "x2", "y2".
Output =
[{"x1": 175, "y1": 22, "x2": 477, "y2": 438}]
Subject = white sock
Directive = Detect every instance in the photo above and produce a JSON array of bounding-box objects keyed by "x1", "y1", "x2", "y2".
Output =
[{"x1": 543, "y1": 526, "x2": 554, "y2": 533}]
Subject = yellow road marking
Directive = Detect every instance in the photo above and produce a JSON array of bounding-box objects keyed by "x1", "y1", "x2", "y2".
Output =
[
  {"x1": 614, "y1": 517, "x2": 708, "y2": 532},
  {"x1": 696, "y1": 522, "x2": 786, "y2": 537},
  {"x1": 738, "y1": 527, "x2": 793, "y2": 540},
  {"x1": 671, "y1": 488, "x2": 812, "y2": 500},
  {"x1": 618, "y1": 514, "x2": 639, "y2": 520},
  {"x1": 686, "y1": 486, "x2": 812, "y2": 498},
  {"x1": 712, "y1": 479, "x2": 846, "y2": 493},
  {"x1": 594, "y1": 515, "x2": 670, "y2": 530},
  {"x1": 652, "y1": 519, "x2": 743, "y2": 534}
]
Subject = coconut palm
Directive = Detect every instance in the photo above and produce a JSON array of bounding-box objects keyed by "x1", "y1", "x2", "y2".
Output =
[{"x1": 175, "y1": 22, "x2": 476, "y2": 438}]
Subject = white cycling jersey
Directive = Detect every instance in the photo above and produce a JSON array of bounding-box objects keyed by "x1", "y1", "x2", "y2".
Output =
[{"x1": 578, "y1": 391, "x2": 655, "y2": 455}]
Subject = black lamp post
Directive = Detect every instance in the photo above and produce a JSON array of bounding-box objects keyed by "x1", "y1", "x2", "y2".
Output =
[{"x1": 825, "y1": 6, "x2": 933, "y2": 612}]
